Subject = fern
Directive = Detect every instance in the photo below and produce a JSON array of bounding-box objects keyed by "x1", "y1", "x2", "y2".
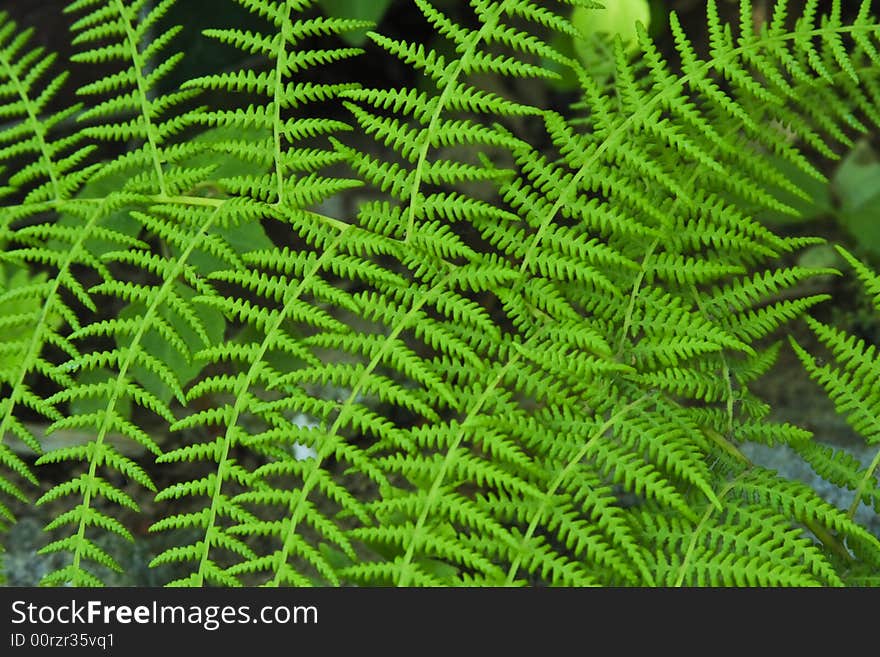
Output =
[
  {"x1": 790, "y1": 246, "x2": 880, "y2": 558},
  {"x1": 0, "y1": 0, "x2": 879, "y2": 587}
]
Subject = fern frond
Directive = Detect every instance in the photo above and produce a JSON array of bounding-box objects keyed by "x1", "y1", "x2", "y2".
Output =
[
  {"x1": 636, "y1": 500, "x2": 842, "y2": 586},
  {"x1": 2, "y1": 0, "x2": 880, "y2": 588}
]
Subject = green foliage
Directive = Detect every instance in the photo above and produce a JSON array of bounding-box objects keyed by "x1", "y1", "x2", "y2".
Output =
[
  {"x1": 0, "y1": 0, "x2": 879, "y2": 587},
  {"x1": 790, "y1": 247, "x2": 880, "y2": 523},
  {"x1": 759, "y1": 137, "x2": 880, "y2": 258},
  {"x1": 317, "y1": 0, "x2": 395, "y2": 46},
  {"x1": 831, "y1": 142, "x2": 880, "y2": 257},
  {"x1": 571, "y1": 0, "x2": 650, "y2": 59}
]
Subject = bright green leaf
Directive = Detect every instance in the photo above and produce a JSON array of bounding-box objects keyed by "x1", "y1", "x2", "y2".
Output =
[
  {"x1": 832, "y1": 141, "x2": 880, "y2": 256},
  {"x1": 117, "y1": 283, "x2": 225, "y2": 405},
  {"x1": 318, "y1": 0, "x2": 394, "y2": 46}
]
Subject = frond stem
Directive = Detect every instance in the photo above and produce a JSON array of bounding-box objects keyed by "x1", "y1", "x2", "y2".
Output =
[{"x1": 0, "y1": 56, "x2": 63, "y2": 201}]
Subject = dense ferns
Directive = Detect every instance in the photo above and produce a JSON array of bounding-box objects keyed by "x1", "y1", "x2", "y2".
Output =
[{"x1": 0, "y1": 0, "x2": 879, "y2": 586}]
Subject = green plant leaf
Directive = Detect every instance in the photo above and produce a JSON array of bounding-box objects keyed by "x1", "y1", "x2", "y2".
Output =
[
  {"x1": 572, "y1": 0, "x2": 651, "y2": 62},
  {"x1": 117, "y1": 282, "x2": 226, "y2": 405},
  {"x1": 756, "y1": 155, "x2": 833, "y2": 225},
  {"x1": 55, "y1": 174, "x2": 143, "y2": 256},
  {"x1": 0, "y1": 265, "x2": 55, "y2": 384},
  {"x1": 172, "y1": 125, "x2": 275, "y2": 274},
  {"x1": 832, "y1": 141, "x2": 880, "y2": 256},
  {"x1": 69, "y1": 368, "x2": 133, "y2": 420},
  {"x1": 1, "y1": 0, "x2": 880, "y2": 590}
]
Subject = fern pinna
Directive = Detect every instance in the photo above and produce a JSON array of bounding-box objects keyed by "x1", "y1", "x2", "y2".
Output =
[{"x1": 0, "y1": 0, "x2": 879, "y2": 587}]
